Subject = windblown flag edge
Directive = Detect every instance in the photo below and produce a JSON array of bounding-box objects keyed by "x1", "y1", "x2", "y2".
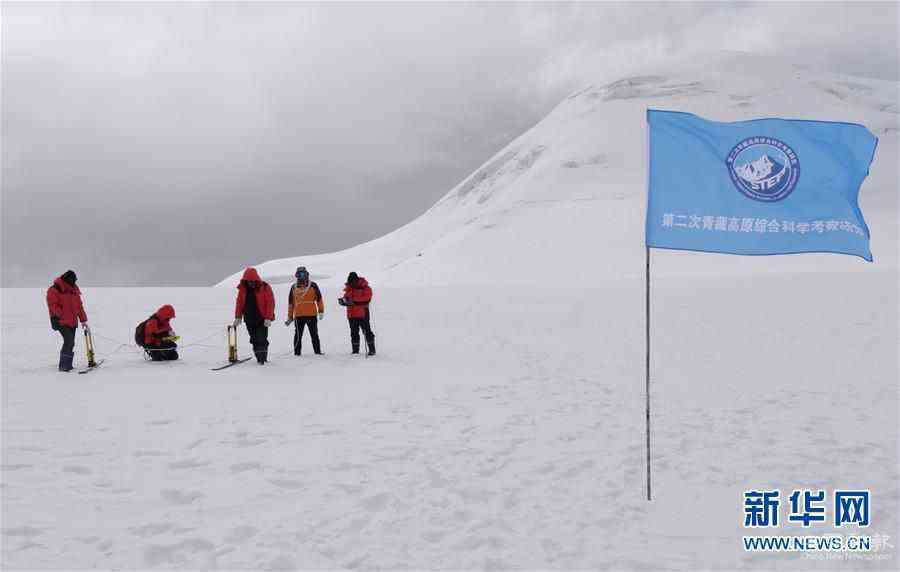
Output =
[{"x1": 645, "y1": 109, "x2": 879, "y2": 262}]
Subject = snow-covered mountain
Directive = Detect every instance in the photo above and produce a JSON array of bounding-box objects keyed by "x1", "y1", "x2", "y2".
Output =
[{"x1": 219, "y1": 52, "x2": 898, "y2": 288}]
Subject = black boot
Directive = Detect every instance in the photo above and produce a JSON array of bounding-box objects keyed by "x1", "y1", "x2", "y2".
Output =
[
  {"x1": 366, "y1": 339, "x2": 376, "y2": 356},
  {"x1": 351, "y1": 343, "x2": 360, "y2": 354},
  {"x1": 58, "y1": 352, "x2": 74, "y2": 372}
]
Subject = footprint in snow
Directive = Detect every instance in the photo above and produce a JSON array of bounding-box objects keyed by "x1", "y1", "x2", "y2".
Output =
[
  {"x1": 229, "y1": 462, "x2": 261, "y2": 474},
  {"x1": 129, "y1": 523, "x2": 174, "y2": 538},
  {"x1": 143, "y1": 538, "x2": 215, "y2": 566},
  {"x1": 12, "y1": 446, "x2": 47, "y2": 453},
  {"x1": 268, "y1": 478, "x2": 304, "y2": 490},
  {"x1": 264, "y1": 555, "x2": 297, "y2": 571},
  {"x1": 224, "y1": 525, "x2": 258, "y2": 544},
  {"x1": 160, "y1": 489, "x2": 204, "y2": 505},
  {"x1": 60, "y1": 451, "x2": 96, "y2": 458},
  {"x1": 62, "y1": 465, "x2": 93, "y2": 475},
  {"x1": 168, "y1": 459, "x2": 211, "y2": 470},
  {"x1": 342, "y1": 554, "x2": 369, "y2": 570},
  {"x1": 12, "y1": 541, "x2": 45, "y2": 552},
  {"x1": 428, "y1": 468, "x2": 449, "y2": 488},
  {"x1": 334, "y1": 483, "x2": 364, "y2": 494},
  {"x1": 134, "y1": 450, "x2": 171, "y2": 458},
  {"x1": 328, "y1": 461, "x2": 365, "y2": 472},
  {"x1": 562, "y1": 459, "x2": 595, "y2": 478},
  {"x1": 422, "y1": 530, "x2": 446, "y2": 543},
  {"x1": 361, "y1": 492, "x2": 391, "y2": 512},
  {"x1": 538, "y1": 462, "x2": 556, "y2": 475},
  {"x1": 541, "y1": 537, "x2": 562, "y2": 556},
  {"x1": 3, "y1": 526, "x2": 43, "y2": 537},
  {"x1": 96, "y1": 539, "x2": 114, "y2": 552},
  {"x1": 147, "y1": 419, "x2": 176, "y2": 426}
]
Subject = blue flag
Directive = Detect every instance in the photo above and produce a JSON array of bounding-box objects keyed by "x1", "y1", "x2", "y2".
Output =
[{"x1": 645, "y1": 109, "x2": 878, "y2": 261}]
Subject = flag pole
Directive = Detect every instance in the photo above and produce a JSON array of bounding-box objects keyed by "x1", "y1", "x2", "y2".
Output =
[{"x1": 645, "y1": 245, "x2": 652, "y2": 501}]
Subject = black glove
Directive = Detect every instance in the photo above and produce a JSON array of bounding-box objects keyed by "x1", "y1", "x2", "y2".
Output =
[{"x1": 50, "y1": 316, "x2": 60, "y2": 331}]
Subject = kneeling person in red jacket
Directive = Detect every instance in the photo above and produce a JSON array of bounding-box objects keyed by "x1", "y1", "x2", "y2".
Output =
[
  {"x1": 46, "y1": 270, "x2": 89, "y2": 372},
  {"x1": 340, "y1": 272, "x2": 375, "y2": 356},
  {"x1": 233, "y1": 268, "x2": 275, "y2": 364},
  {"x1": 142, "y1": 305, "x2": 179, "y2": 361}
]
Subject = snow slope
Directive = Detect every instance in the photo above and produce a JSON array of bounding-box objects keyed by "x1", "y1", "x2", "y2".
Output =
[
  {"x1": 220, "y1": 52, "x2": 898, "y2": 289},
  {"x1": 3, "y1": 53, "x2": 898, "y2": 570}
]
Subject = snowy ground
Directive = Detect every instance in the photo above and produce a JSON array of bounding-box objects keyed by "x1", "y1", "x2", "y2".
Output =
[{"x1": 2, "y1": 268, "x2": 897, "y2": 569}]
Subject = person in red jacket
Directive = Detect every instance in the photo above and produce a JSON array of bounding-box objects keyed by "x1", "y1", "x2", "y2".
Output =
[
  {"x1": 46, "y1": 270, "x2": 88, "y2": 371},
  {"x1": 340, "y1": 271, "x2": 375, "y2": 355},
  {"x1": 142, "y1": 305, "x2": 179, "y2": 361},
  {"x1": 233, "y1": 267, "x2": 275, "y2": 364}
]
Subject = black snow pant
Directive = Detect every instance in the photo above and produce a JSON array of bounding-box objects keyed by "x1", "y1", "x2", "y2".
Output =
[
  {"x1": 146, "y1": 340, "x2": 179, "y2": 361},
  {"x1": 57, "y1": 326, "x2": 76, "y2": 371},
  {"x1": 348, "y1": 312, "x2": 375, "y2": 355},
  {"x1": 293, "y1": 317, "x2": 321, "y2": 355},
  {"x1": 246, "y1": 321, "x2": 269, "y2": 363}
]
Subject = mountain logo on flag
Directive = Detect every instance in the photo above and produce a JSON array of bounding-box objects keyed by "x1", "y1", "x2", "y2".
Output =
[{"x1": 726, "y1": 137, "x2": 800, "y2": 202}]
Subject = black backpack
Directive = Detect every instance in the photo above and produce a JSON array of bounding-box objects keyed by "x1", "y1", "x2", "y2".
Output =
[{"x1": 134, "y1": 316, "x2": 154, "y2": 347}]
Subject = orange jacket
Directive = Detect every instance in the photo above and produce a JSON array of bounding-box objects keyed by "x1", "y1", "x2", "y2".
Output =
[
  {"x1": 287, "y1": 281, "x2": 324, "y2": 319},
  {"x1": 234, "y1": 268, "x2": 275, "y2": 321},
  {"x1": 46, "y1": 277, "x2": 88, "y2": 328}
]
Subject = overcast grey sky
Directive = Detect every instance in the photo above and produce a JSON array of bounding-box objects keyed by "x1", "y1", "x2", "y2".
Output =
[{"x1": 2, "y1": 2, "x2": 897, "y2": 286}]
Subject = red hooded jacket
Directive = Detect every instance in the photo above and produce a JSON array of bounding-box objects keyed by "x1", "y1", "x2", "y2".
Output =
[
  {"x1": 46, "y1": 276, "x2": 88, "y2": 328},
  {"x1": 144, "y1": 305, "x2": 176, "y2": 346},
  {"x1": 342, "y1": 276, "x2": 372, "y2": 320},
  {"x1": 234, "y1": 268, "x2": 275, "y2": 321}
]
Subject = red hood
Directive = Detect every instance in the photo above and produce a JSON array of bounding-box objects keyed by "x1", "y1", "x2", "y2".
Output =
[
  {"x1": 53, "y1": 276, "x2": 80, "y2": 293},
  {"x1": 156, "y1": 305, "x2": 175, "y2": 320},
  {"x1": 240, "y1": 267, "x2": 262, "y2": 285},
  {"x1": 348, "y1": 277, "x2": 369, "y2": 288}
]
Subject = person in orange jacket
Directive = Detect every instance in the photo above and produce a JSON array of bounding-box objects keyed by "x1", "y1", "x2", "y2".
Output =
[
  {"x1": 45, "y1": 270, "x2": 88, "y2": 371},
  {"x1": 233, "y1": 267, "x2": 275, "y2": 364},
  {"x1": 284, "y1": 266, "x2": 324, "y2": 355},
  {"x1": 340, "y1": 271, "x2": 375, "y2": 355},
  {"x1": 141, "y1": 305, "x2": 179, "y2": 361}
]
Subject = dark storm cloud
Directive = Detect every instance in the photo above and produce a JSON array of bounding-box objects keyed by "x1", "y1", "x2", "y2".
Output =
[{"x1": 2, "y1": 2, "x2": 897, "y2": 286}]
